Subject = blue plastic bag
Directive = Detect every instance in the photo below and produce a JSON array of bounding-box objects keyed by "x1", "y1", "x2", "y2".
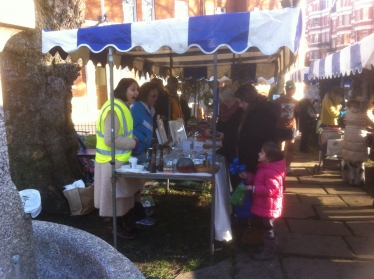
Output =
[{"x1": 233, "y1": 191, "x2": 254, "y2": 219}]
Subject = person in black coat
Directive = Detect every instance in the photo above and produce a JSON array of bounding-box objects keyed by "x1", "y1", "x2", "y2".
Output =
[
  {"x1": 234, "y1": 83, "x2": 278, "y2": 177},
  {"x1": 151, "y1": 78, "x2": 170, "y2": 138},
  {"x1": 298, "y1": 96, "x2": 319, "y2": 153},
  {"x1": 234, "y1": 83, "x2": 279, "y2": 244},
  {"x1": 215, "y1": 84, "x2": 243, "y2": 165}
]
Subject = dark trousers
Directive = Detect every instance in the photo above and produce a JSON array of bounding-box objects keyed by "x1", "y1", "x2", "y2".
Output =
[
  {"x1": 299, "y1": 125, "x2": 313, "y2": 152},
  {"x1": 262, "y1": 217, "x2": 275, "y2": 240}
]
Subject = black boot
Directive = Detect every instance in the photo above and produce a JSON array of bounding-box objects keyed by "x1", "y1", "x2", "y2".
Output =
[
  {"x1": 134, "y1": 202, "x2": 146, "y2": 221},
  {"x1": 123, "y1": 208, "x2": 140, "y2": 234},
  {"x1": 115, "y1": 216, "x2": 136, "y2": 239}
]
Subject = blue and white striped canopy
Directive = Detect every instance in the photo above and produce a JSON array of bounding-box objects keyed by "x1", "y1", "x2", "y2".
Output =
[
  {"x1": 42, "y1": 8, "x2": 302, "y2": 75},
  {"x1": 309, "y1": 33, "x2": 374, "y2": 80},
  {"x1": 290, "y1": 67, "x2": 310, "y2": 83}
]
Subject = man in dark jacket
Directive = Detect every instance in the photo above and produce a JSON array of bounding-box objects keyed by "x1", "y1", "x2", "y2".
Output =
[{"x1": 298, "y1": 92, "x2": 319, "y2": 153}]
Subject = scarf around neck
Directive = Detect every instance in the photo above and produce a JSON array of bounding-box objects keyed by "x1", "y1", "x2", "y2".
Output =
[{"x1": 219, "y1": 101, "x2": 240, "y2": 122}]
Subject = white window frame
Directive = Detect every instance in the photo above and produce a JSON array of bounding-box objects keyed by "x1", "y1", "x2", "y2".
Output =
[
  {"x1": 175, "y1": 0, "x2": 188, "y2": 19},
  {"x1": 363, "y1": 7, "x2": 369, "y2": 20},
  {"x1": 123, "y1": 0, "x2": 137, "y2": 23},
  {"x1": 142, "y1": 0, "x2": 154, "y2": 21},
  {"x1": 344, "y1": 14, "x2": 349, "y2": 25}
]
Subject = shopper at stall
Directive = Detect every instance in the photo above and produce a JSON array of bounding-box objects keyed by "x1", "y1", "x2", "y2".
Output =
[
  {"x1": 151, "y1": 77, "x2": 170, "y2": 137},
  {"x1": 131, "y1": 82, "x2": 158, "y2": 161},
  {"x1": 342, "y1": 99, "x2": 374, "y2": 185},
  {"x1": 244, "y1": 141, "x2": 285, "y2": 261},
  {"x1": 214, "y1": 84, "x2": 243, "y2": 186},
  {"x1": 274, "y1": 80, "x2": 299, "y2": 175},
  {"x1": 94, "y1": 78, "x2": 144, "y2": 239},
  {"x1": 234, "y1": 83, "x2": 278, "y2": 244},
  {"x1": 180, "y1": 93, "x2": 191, "y2": 124},
  {"x1": 165, "y1": 76, "x2": 184, "y2": 122},
  {"x1": 298, "y1": 84, "x2": 320, "y2": 153},
  {"x1": 320, "y1": 86, "x2": 344, "y2": 126}
]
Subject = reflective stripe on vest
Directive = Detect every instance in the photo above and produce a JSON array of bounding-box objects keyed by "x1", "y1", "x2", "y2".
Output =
[{"x1": 95, "y1": 99, "x2": 133, "y2": 163}]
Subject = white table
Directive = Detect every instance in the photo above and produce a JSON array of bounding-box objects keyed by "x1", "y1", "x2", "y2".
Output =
[{"x1": 115, "y1": 154, "x2": 233, "y2": 246}]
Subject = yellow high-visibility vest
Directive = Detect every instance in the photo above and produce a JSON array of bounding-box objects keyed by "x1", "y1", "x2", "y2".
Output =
[{"x1": 95, "y1": 99, "x2": 133, "y2": 163}]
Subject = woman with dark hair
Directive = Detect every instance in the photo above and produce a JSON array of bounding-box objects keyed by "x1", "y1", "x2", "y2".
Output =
[
  {"x1": 131, "y1": 82, "x2": 158, "y2": 161},
  {"x1": 235, "y1": 83, "x2": 278, "y2": 176},
  {"x1": 94, "y1": 78, "x2": 143, "y2": 239},
  {"x1": 234, "y1": 83, "x2": 278, "y2": 245}
]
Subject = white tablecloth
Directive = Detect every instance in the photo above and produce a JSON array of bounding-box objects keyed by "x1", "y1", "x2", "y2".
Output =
[{"x1": 214, "y1": 156, "x2": 232, "y2": 241}]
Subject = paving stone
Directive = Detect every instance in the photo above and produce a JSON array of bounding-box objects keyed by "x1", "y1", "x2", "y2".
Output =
[
  {"x1": 235, "y1": 252, "x2": 283, "y2": 279},
  {"x1": 285, "y1": 185, "x2": 327, "y2": 195},
  {"x1": 346, "y1": 221, "x2": 374, "y2": 237},
  {"x1": 282, "y1": 204, "x2": 316, "y2": 219},
  {"x1": 175, "y1": 258, "x2": 232, "y2": 279},
  {"x1": 298, "y1": 194, "x2": 346, "y2": 206},
  {"x1": 283, "y1": 193, "x2": 301, "y2": 204},
  {"x1": 324, "y1": 186, "x2": 367, "y2": 195},
  {"x1": 345, "y1": 236, "x2": 374, "y2": 260},
  {"x1": 275, "y1": 218, "x2": 290, "y2": 234},
  {"x1": 306, "y1": 167, "x2": 341, "y2": 177},
  {"x1": 316, "y1": 206, "x2": 374, "y2": 221},
  {"x1": 289, "y1": 168, "x2": 311, "y2": 176},
  {"x1": 278, "y1": 233, "x2": 354, "y2": 258},
  {"x1": 299, "y1": 176, "x2": 345, "y2": 184},
  {"x1": 339, "y1": 195, "x2": 373, "y2": 206},
  {"x1": 285, "y1": 176, "x2": 299, "y2": 183},
  {"x1": 283, "y1": 257, "x2": 374, "y2": 279},
  {"x1": 288, "y1": 219, "x2": 351, "y2": 236},
  {"x1": 291, "y1": 161, "x2": 319, "y2": 168}
]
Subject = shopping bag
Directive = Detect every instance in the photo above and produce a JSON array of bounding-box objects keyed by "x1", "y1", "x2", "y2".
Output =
[
  {"x1": 233, "y1": 191, "x2": 254, "y2": 219},
  {"x1": 229, "y1": 183, "x2": 247, "y2": 206},
  {"x1": 63, "y1": 184, "x2": 94, "y2": 215}
]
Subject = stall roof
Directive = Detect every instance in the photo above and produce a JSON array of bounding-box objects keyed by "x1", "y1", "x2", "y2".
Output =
[
  {"x1": 290, "y1": 67, "x2": 310, "y2": 83},
  {"x1": 42, "y1": 8, "x2": 302, "y2": 77},
  {"x1": 308, "y1": 33, "x2": 374, "y2": 80}
]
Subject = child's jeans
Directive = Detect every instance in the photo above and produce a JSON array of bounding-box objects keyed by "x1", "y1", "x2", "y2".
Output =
[{"x1": 262, "y1": 217, "x2": 275, "y2": 240}]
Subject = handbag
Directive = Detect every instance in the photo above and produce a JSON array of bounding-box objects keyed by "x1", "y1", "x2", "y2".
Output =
[{"x1": 63, "y1": 184, "x2": 94, "y2": 215}]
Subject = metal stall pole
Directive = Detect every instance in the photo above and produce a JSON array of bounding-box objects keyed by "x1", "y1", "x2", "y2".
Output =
[
  {"x1": 166, "y1": 55, "x2": 174, "y2": 192},
  {"x1": 109, "y1": 47, "x2": 118, "y2": 249},
  {"x1": 210, "y1": 52, "x2": 218, "y2": 262}
]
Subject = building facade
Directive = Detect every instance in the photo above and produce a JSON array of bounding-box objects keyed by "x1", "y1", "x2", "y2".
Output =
[{"x1": 305, "y1": 0, "x2": 374, "y2": 64}]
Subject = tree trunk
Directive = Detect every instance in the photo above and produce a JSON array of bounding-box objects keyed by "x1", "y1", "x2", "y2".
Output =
[{"x1": 1, "y1": 0, "x2": 86, "y2": 214}]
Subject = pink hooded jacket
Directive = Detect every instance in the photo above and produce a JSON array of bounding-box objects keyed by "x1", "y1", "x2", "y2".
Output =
[{"x1": 247, "y1": 159, "x2": 285, "y2": 219}]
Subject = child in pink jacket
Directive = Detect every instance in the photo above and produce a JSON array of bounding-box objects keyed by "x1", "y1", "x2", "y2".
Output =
[{"x1": 244, "y1": 141, "x2": 285, "y2": 261}]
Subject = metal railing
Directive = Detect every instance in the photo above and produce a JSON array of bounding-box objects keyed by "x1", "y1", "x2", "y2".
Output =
[{"x1": 74, "y1": 122, "x2": 96, "y2": 135}]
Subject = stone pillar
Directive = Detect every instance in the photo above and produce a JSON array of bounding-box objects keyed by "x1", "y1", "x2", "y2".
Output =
[{"x1": 0, "y1": 106, "x2": 37, "y2": 278}]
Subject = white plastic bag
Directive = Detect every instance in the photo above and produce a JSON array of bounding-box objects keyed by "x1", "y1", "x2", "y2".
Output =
[{"x1": 19, "y1": 189, "x2": 42, "y2": 218}]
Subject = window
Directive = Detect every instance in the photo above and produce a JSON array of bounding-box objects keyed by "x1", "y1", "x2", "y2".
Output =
[
  {"x1": 363, "y1": 7, "x2": 369, "y2": 20},
  {"x1": 215, "y1": 7, "x2": 226, "y2": 14},
  {"x1": 142, "y1": 0, "x2": 154, "y2": 21},
  {"x1": 314, "y1": 18, "x2": 318, "y2": 26},
  {"x1": 322, "y1": 33, "x2": 325, "y2": 42},
  {"x1": 332, "y1": 39, "x2": 335, "y2": 48},
  {"x1": 355, "y1": 10, "x2": 360, "y2": 21},
  {"x1": 175, "y1": 0, "x2": 188, "y2": 18},
  {"x1": 123, "y1": 0, "x2": 137, "y2": 23},
  {"x1": 355, "y1": 31, "x2": 359, "y2": 42},
  {"x1": 363, "y1": 30, "x2": 368, "y2": 38},
  {"x1": 314, "y1": 34, "x2": 319, "y2": 43},
  {"x1": 313, "y1": 50, "x2": 319, "y2": 59},
  {"x1": 339, "y1": 15, "x2": 342, "y2": 26},
  {"x1": 344, "y1": 14, "x2": 349, "y2": 25}
]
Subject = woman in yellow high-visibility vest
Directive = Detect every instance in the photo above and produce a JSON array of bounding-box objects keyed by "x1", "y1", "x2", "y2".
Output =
[{"x1": 94, "y1": 78, "x2": 144, "y2": 239}]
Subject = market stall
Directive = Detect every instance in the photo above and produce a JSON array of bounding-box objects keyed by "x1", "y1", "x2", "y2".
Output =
[{"x1": 42, "y1": 7, "x2": 302, "y2": 256}]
